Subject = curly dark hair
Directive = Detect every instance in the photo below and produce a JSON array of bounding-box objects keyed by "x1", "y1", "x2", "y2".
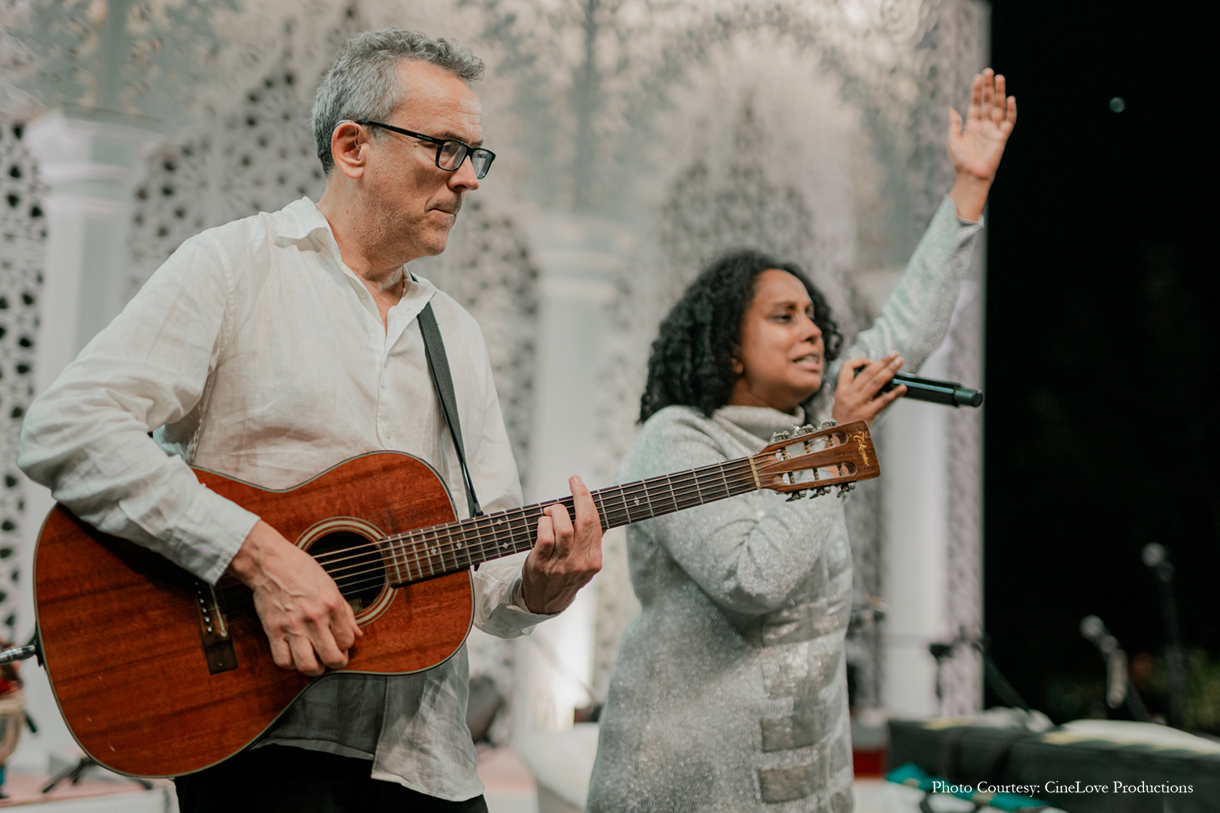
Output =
[{"x1": 639, "y1": 249, "x2": 844, "y2": 422}]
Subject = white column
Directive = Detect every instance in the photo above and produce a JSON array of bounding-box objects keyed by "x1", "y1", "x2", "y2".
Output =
[
  {"x1": 879, "y1": 346, "x2": 953, "y2": 718},
  {"x1": 26, "y1": 107, "x2": 165, "y2": 384},
  {"x1": 13, "y1": 106, "x2": 163, "y2": 770},
  {"x1": 512, "y1": 212, "x2": 633, "y2": 741}
]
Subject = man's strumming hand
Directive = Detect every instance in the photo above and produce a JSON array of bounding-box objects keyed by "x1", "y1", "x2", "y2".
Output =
[{"x1": 228, "y1": 520, "x2": 363, "y2": 676}]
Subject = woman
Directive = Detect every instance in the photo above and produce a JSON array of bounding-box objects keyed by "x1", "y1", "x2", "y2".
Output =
[{"x1": 586, "y1": 71, "x2": 1016, "y2": 812}]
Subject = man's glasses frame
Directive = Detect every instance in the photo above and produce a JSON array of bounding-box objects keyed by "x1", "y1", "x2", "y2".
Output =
[{"x1": 356, "y1": 121, "x2": 496, "y2": 179}]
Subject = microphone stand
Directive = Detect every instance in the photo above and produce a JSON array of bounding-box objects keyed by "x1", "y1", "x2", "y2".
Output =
[
  {"x1": 0, "y1": 627, "x2": 41, "y2": 667},
  {"x1": 1, "y1": 632, "x2": 42, "y2": 737},
  {"x1": 929, "y1": 631, "x2": 1031, "y2": 716},
  {"x1": 40, "y1": 755, "x2": 154, "y2": 793},
  {"x1": 1080, "y1": 615, "x2": 1152, "y2": 723},
  {"x1": 1144, "y1": 544, "x2": 1188, "y2": 729}
]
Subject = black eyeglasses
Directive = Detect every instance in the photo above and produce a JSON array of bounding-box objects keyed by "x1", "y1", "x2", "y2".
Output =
[{"x1": 357, "y1": 121, "x2": 496, "y2": 179}]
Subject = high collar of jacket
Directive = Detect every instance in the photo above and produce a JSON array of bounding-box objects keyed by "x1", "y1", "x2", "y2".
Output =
[{"x1": 711, "y1": 404, "x2": 808, "y2": 442}]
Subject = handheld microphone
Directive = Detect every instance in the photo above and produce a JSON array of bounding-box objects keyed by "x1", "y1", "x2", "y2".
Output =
[{"x1": 881, "y1": 372, "x2": 983, "y2": 408}]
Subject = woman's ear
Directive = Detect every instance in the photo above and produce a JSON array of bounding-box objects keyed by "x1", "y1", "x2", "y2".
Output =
[{"x1": 730, "y1": 356, "x2": 744, "y2": 376}]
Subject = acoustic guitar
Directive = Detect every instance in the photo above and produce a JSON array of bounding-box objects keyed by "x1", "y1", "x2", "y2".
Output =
[{"x1": 33, "y1": 420, "x2": 879, "y2": 777}]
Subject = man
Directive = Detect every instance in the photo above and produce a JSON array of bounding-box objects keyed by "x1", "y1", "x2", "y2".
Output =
[{"x1": 18, "y1": 29, "x2": 602, "y2": 813}]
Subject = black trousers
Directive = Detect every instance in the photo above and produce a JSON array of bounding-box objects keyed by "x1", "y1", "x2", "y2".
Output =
[{"x1": 174, "y1": 745, "x2": 490, "y2": 813}]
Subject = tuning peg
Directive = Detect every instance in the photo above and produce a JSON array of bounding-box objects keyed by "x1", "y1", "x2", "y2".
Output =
[
  {"x1": 837, "y1": 483, "x2": 855, "y2": 498},
  {"x1": 786, "y1": 490, "x2": 806, "y2": 501},
  {"x1": 770, "y1": 430, "x2": 792, "y2": 442},
  {"x1": 809, "y1": 486, "x2": 832, "y2": 499},
  {"x1": 819, "y1": 419, "x2": 838, "y2": 429},
  {"x1": 793, "y1": 425, "x2": 814, "y2": 436}
]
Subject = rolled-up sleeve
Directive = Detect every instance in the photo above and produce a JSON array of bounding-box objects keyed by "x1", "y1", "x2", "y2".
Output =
[
  {"x1": 828, "y1": 195, "x2": 983, "y2": 387},
  {"x1": 18, "y1": 234, "x2": 259, "y2": 584},
  {"x1": 471, "y1": 554, "x2": 557, "y2": 638}
]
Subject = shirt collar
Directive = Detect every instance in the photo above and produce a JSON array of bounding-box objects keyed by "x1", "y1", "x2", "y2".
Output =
[
  {"x1": 276, "y1": 197, "x2": 433, "y2": 311},
  {"x1": 276, "y1": 197, "x2": 336, "y2": 245}
]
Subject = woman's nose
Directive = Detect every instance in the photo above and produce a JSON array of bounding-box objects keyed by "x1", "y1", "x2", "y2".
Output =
[{"x1": 799, "y1": 314, "x2": 822, "y2": 341}]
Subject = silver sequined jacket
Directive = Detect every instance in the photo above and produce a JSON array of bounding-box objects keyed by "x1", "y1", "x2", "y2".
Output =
[{"x1": 587, "y1": 197, "x2": 982, "y2": 812}]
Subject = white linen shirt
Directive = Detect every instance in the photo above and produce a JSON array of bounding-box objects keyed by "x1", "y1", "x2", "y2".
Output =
[{"x1": 19, "y1": 197, "x2": 551, "y2": 800}]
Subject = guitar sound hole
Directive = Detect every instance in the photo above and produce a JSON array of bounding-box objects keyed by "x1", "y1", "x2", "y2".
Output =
[{"x1": 310, "y1": 531, "x2": 386, "y2": 614}]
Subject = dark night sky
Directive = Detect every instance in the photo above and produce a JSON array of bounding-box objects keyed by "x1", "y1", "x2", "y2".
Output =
[{"x1": 984, "y1": 2, "x2": 1218, "y2": 723}]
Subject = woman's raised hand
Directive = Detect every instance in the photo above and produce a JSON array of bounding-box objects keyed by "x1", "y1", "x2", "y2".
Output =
[{"x1": 947, "y1": 68, "x2": 1017, "y2": 221}]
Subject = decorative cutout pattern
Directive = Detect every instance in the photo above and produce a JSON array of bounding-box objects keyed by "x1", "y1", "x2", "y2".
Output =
[
  {"x1": 0, "y1": 118, "x2": 45, "y2": 640},
  {"x1": 1, "y1": 0, "x2": 985, "y2": 720},
  {"x1": 127, "y1": 66, "x2": 328, "y2": 303},
  {"x1": 3, "y1": 0, "x2": 238, "y2": 121}
]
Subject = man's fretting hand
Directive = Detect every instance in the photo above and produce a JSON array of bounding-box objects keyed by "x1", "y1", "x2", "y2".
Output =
[
  {"x1": 228, "y1": 520, "x2": 362, "y2": 676},
  {"x1": 521, "y1": 476, "x2": 603, "y2": 615}
]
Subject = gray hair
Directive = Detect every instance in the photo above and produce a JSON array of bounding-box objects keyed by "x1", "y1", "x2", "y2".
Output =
[{"x1": 311, "y1": 29, "x2": 485, "y2": 175}]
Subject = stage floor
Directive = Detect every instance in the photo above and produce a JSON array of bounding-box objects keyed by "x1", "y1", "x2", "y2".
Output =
[
  {"x1": 0, "y1": 749, "x2": 1065, "y2": 812},
  {"x1": 0, "y1": 770, "x2": 173, "y2": 811},
  {"x1": 479, "y1": 749, "x2": 1066, "y2": 813}
]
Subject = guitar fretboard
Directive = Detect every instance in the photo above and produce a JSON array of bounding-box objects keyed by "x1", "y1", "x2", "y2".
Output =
[{"x1": 381, "y1": 456, "x2": 764, "y2": 586}]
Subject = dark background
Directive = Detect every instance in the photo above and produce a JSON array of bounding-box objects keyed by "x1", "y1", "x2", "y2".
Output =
[{"x1": 984, "y1": 1, "x2": 1218, "y2": 728}]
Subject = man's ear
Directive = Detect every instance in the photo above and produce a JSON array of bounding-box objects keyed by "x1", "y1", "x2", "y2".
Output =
[{"x1": 330, "y1": 121, "x2": 368, "y2": 179}]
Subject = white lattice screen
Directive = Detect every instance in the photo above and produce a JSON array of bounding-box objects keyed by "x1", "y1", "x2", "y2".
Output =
[
  {"x1": 0, "y1": 119, "x2": 44, "y2": 643},
  {"x1": 0, "y1": 0, "x2": 987, "y2": 724}
]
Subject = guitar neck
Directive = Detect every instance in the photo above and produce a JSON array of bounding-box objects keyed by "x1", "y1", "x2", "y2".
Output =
[{"x1": 382, "y1": 456, "x2": 764, "y2": 585}]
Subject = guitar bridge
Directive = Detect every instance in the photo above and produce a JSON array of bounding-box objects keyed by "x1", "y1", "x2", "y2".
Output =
[{"x1": 194, "y1": 580, "x2": 237, "y2": 674}]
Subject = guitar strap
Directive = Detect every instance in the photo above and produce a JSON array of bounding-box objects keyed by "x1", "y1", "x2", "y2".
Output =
[{"x1": 417, "y1": 297, "x2": 483, "y2": 519}]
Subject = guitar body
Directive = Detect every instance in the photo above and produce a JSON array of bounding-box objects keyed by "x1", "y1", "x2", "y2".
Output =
[{"x1": 33, "y1": 451, "x2": 474, "y2": 778}]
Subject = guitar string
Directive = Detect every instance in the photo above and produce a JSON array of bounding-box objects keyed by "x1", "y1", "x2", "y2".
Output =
[
  {"x1": 212, "y1": 449, "x2": 851, "y2": 604},
  {"x1": 210, "y1": 454, "x2": 853, "y2": 605},
  {"x1": 210, "y1": 464, "x2": 768, "y2": 611},
  {"x1": 295, "y1": 457, "x2": 770, "y2": 578},
  {"x1": 306, "y1": 446, "x2": 849, "y2": 580},
  {"x1": 211, "y1": 459, "x2": 856, "y2": 608},
  {"x1": 229, "y1": 478, "x2": 857, "y2": 608},
  {"x1": 252, "y1": 458, "x2": 762, "y2": 577},
  {"x1": 328, "y1": 454, "x2": 852, "y2": 582},
  {"x1": 209, "y1": 459, "x2": 771, "y2": 604},
  {"x1": 210, "y1": 461, "x2": 765, "y2": 605},
  {"x1": 210, "y1": 470, "x2": 768, "y2": 613}
]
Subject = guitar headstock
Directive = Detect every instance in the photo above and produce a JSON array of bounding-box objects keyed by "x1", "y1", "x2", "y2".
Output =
[{"x1": 754, "y1": 420, "x2": 880, "y2": 499}]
